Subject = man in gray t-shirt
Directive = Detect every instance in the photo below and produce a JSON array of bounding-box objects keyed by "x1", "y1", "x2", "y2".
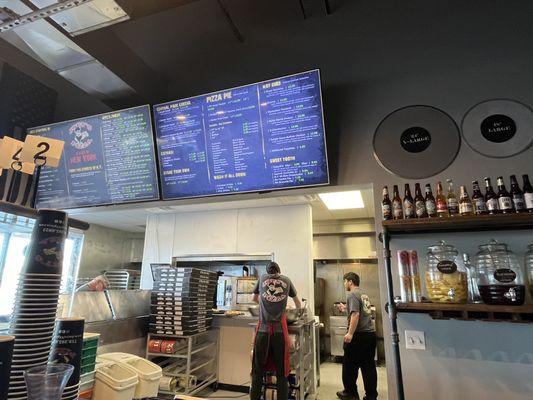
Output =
[
  {"x1": 250, "y1": 262, "x2": 301, "y2": 400},
  {"x1": 337, "y1": 272, "x2": 378, "y2": 400}
]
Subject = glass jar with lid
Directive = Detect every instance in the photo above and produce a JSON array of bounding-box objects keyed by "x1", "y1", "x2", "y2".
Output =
[
  {"x1": 425, "y1": 241, "x2": 468, "y2": 303},
  {"x1": 474, "y1": 239, "x2": 525, "y2": 306},
  {"x1": 525, "y1": 244, "x2": 533, "y2": 298}
]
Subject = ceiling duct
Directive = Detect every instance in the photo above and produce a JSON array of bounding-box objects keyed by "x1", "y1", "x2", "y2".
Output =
[{"x1": 0, "y1": 0, "x2": 136, "y2": 103}]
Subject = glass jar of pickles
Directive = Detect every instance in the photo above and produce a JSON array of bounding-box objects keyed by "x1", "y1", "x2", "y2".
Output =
[
  {"x1": 425, "y1": 241, "x2": 468, "y2": 303},
  {"x1": 526, "y1": 244, "x2": 533, "y2": 298},
  {"x1": 474, "y1": 239, "x2": 525, "y2": 306}
]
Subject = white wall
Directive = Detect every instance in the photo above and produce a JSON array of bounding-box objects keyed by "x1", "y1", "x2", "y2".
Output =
[{"x1": 141, "y1": 204, "x2": 314, "y2": 309}]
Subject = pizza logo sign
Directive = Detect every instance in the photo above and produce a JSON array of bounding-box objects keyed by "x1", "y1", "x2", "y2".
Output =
[
  {"x1": 262, "y1": 278, "x2": 288, "y2": 302},
  {"x1": 69, "y1": 121, "x2": 93, "y2": 150}
]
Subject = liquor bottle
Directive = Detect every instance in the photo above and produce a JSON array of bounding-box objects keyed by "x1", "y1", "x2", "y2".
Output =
[
  {"x1": 424, "y1": 184, "x2": 437, "y2": 217},
  {"x1": 471, "y1": 180, "x2": 487, "y2": 215},
  {"x1": 446, "y1": 179, "x2": 459, "y2": 216},
  {"x1": 509, "y1": 175, "x2": 525, "y2": 213},
  {"x1": 458, "y1": 185, "x2": 473, "y2": 216},
  {"x1": 496, "y1": 176, "x2": 514, "y2": 214},
  {"x1": 392, "y1": 185, "x2": 403, "y2": 220},
  {"x1": 381, "y1": 186, "x2": 392, "y2": 221},
  {"x1": 403, "y1": 184, "x2": 415, "y2": 219},
  {"x1": 436, "y1": 181, "x2": 448, "y2": 217},
  {"x1": 523, "y1": 174, "x2": 533, "y2": 212},
  {"x1": 414, "y1": 183, "x2": 427, "y2": 218},
  {"x1": 484, "y1": 177, "x2": 499, "y2": 215}
]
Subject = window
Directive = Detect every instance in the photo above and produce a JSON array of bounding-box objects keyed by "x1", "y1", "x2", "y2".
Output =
[{"x1": 0, "y1": 213, "x2": 84, "y2": 319}]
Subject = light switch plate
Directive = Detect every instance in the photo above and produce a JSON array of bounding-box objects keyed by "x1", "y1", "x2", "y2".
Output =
[{"x1": 405, "y1": 330, "x2": 426, "y2": 350}]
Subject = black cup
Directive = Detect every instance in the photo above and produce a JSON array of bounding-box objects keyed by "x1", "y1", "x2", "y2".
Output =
[
  {"x1": 0, "y1": 336, "x2": 15, "y2": 400},
  {"x1": 50, "y1": 318, "x2": 85, "y2": 387},
  {"x1": 22, "y1": 210, "x2": 68, "y2": 275}
]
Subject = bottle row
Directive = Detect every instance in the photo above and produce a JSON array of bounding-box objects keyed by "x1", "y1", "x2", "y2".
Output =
[
  {"x1": 382, "y1": 174, "x2": 533, "y2": 221},
  {"x1": 397, "y1": 240, "x2": 533, "y2": 306}
]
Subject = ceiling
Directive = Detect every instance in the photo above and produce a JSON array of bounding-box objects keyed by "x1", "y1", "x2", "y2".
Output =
[{"x1": 70, "y1": 184, "x2": 375, "y2": 232}]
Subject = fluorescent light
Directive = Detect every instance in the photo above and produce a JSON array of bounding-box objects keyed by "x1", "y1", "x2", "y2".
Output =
[{"x1": 318, "y1": 190, "x2": 364, "y2": 210}]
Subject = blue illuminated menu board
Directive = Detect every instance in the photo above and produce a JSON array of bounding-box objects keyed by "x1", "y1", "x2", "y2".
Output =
[
  {"x1": 153, "y1": 70, "x2": 329, "y2": 199},
  {"x1": 29, "y1": 105, "x2": 159, "y2": 208}
]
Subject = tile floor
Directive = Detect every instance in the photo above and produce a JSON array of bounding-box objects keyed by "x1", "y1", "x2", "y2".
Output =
[{"x1": 203, "y1": 362, "x2": 388, "y2": 400}]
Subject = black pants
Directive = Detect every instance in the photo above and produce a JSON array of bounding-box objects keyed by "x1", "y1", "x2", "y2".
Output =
[
  {"x1": 250, "y1": 331, "x2": 288, "y2": 400},
  {"x1": 342, "y1": 331, "x2": 378, "y2": 399}
]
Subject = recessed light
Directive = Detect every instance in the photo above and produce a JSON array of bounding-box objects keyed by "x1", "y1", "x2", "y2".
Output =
[{"x1": 318, "y1": 190, "x2": 364, "y2": 210}]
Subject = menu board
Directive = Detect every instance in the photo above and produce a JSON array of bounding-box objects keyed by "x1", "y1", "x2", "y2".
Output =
[
  {"x1": 153, "y1": 70, "x2": 329, "y2": 199},
  {"x1": 29, "y1": 105, "x2": 159, "y2": 208}
]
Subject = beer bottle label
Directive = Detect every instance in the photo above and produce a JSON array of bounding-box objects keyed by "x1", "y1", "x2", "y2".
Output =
[
  {"x1": 512, "y1": 194, "x2": 525, "y2": 211},
  {"x1": 447, "y1": 198, "x2": 459, "y2": 213},
  {"x1": 393, "y1": 201, "x2": 403, "y2": 218},
  {"x1": 436, "y1": 199, "x2": 448, "y2": 213},
  {"x1": 426, "y1": 200, "x2": 436, "y2": 215},
  {"x1": 459, "y1": 202, "x2": 473, "y2": 214},
  {"x1": 474, "y1": 198, "x2": 486, "y2": 213},
  {"x1": 382, "y1": 204, "x2": 392, "y2": 219},
  {"x1": 486, "y1": 198, "x2": 499, "y2": 211},
  {"x1": 498, "y1": 196, "x2": 513, "y2": 210},
  {"x1": 415, "y1": 200, "x2": 426, "y2": 217},
  {"x1": 403, "y1": 200, "x2": 415, "y2": 217},
  {"x1": 525, "y1": 192, "x2": 533, "y2": 209}
]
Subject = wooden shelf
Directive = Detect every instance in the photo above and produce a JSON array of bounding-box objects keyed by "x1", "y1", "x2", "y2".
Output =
[
  {"x1": 382, "y1": 213, "x2": 533, "y2": 235},
  {"x1": 0, "y1": 201, "x2": 90, "y2": 231},
  {"x1": 396, "y1": 302, "x2": 533, "y2": 323}
]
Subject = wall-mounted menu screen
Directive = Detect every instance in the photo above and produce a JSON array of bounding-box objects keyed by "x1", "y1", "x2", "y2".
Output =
[
  {"x1": 30, "y1": 105, "x2": 160, "y2": 209},
  {"x1": 153, "y1": 70, "x2": 329, "y2": 200}
]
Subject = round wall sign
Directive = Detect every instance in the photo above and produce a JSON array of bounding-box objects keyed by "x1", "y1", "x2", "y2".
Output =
[
  {"x1": 373, "y1": 105, "x2": 461, "y2": 179},
  {"x1": 462, "y1": 99, "x2": 533, "y2": 158}
]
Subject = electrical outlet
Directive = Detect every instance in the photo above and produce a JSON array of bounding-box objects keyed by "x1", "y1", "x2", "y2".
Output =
[{"x1": 405, "y1": 330, "x2": 426, "y2": 350}]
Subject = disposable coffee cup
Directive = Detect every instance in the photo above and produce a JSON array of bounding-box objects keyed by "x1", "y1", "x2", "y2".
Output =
[
  {"x1": 22, "y1": 210, "x2": 68, "y2": 275},
  {"x1": 50, "y1": 318, "x2": 85, "y2": 387},
  {"x1": 0, "y1": 335, "x2": 15, "y2": 400}
]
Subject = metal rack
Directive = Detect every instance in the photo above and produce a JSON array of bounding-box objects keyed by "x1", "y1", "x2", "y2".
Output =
[
  {"x1": 263, "y1": 320, "x2": 316, "y2": 399},
  {"x1": 145, "y1": 330, "x2": 219, "y2": 396},
  {"x1": 381, "y1": 213, "x2": 533, "y2": 400}
]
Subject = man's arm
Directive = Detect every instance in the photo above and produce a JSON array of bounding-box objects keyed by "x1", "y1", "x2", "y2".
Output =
[
  {"x1": 345, "y1": 312, "x2": 359, "y2": 343},
  {"x1": 293, "y1": 296, "x2": 302, "y2": 309}
]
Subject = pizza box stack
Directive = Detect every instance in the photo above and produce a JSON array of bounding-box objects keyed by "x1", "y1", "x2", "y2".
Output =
[{"x1": 150, "y1": 265, "x2": 218, "y2": 336}]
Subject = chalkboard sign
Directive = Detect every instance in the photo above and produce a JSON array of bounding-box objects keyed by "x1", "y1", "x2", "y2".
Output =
[
  {"x1": 153, "y1": 70, "x2": 329, "y2": 200},
  {"x1": 29, "y1": 105, "x2": 159, "y2": 208}
]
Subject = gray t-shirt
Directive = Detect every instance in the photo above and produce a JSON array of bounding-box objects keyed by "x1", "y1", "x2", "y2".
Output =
[
  {"x1": 346, "y1": 288, "x2": 375, "y2": 333},
  {"x1": 253, "y1": 274, "x2": 297, "y2": 332}
]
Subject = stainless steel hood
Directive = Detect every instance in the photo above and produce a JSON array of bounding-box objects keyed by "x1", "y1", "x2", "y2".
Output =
[{"x1": 0, "y1": 0, "x2": 135, "y2": 102}]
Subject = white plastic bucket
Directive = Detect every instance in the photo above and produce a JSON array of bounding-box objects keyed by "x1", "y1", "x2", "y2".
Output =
[{"x1": 93, "y1": 362, "x2": 138, "y2": 400}]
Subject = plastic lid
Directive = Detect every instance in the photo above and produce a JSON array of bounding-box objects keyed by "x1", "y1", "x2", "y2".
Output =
[
  {"x1": 98, "y1": 353, "x2": 162, "y2": 380},
  {"x1": 95, "y1": 362, "x2": 138, "y2": 388},
  {"x1": 83, "y1": 332, "x2": 100, "y2": 340}
]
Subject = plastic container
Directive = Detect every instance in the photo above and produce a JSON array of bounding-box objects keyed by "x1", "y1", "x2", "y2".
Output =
[
  {"x1": 425, "y1": 241, "x2": 468, "y2": 303},
  {"x1": 83, "y1": 333, "x2": 100, "y2": 349},
  {"x1": 93, "y1": 361, "x2": 138, "y2": 400},
  {"x1": 98, "y1": 353, "x2": 162, "y2": 399},
  {"x1": 82, "y1": 354, "x2": 97, "y2": 367},
  {"x1": 81, "y1": 363, "x2": 96, "y2": 375},
  {"x1": 80, "y1": 371, "x2": 95, "y2": 384}
]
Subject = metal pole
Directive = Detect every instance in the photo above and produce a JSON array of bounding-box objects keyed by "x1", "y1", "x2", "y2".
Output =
[{"x1": 383, "y1": 229, "x2": 405, "y2": 400}]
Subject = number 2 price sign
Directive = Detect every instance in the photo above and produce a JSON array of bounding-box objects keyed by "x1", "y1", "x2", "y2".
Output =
[{"x1": 20, "y1": 135, "x2": 64, "y2": 167}]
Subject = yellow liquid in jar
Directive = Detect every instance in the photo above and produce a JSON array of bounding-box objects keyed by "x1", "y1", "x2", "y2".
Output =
[{"x1": 425, "y1": 270, "x2": 468, "y2": 303}]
